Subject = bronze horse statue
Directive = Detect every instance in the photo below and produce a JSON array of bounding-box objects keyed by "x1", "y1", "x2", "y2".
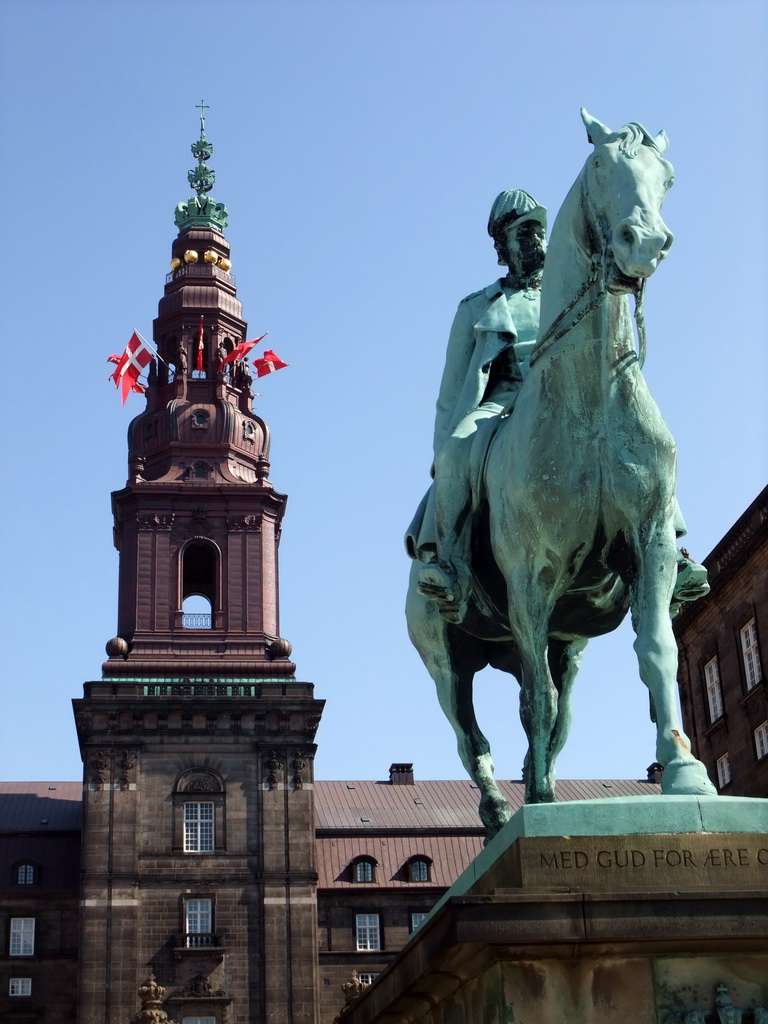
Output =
[{"x1": 406, "y1": 110, "x2": 715, "y2": 837}]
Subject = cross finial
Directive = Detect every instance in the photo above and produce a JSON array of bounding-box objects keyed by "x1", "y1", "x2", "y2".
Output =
[{"x1": 196, "y1": 100, "x2": 209, "y2": 137}]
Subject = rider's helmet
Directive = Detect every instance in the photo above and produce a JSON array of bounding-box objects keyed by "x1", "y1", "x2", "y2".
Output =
[{"x1": 488, "y1": 189, "x2": 547, "y2": 239}]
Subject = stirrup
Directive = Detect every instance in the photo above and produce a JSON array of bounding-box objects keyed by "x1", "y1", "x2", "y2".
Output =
[{"x1": 417, "y1": 561, "x2": 459, "y2": 602}]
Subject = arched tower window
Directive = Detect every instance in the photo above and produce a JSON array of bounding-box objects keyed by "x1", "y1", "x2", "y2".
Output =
[{"x1": 181, "y1": 541, "x2": 218, "y2": 629}]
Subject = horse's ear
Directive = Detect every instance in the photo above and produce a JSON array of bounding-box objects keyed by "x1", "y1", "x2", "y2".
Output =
[
  {"x1": 655, "y1": 129, "x2": 669, "y2": 155},
  {"x1": 580, "y1": 108, "x2": 612, "y2": 146}
]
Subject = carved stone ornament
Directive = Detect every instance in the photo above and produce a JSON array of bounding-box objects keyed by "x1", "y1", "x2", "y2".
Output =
[
  {"x1": 137, "y1": 513, "x2": 175, "y2": 531},
  {"x1": 134, "y1": 973, "x2": 177, "y2": 1024},
  {"x1": 227, "y1": 513, "x2": 262, "y2": 532},
  {"x1": 182, "y1": 507, "x2": 210, "y2": 539},
  {"x1": 664, "y1": 983, "x2": 768, "y2": 1024},
  {"x1": 265, "y1": 751, "x2": 283, "y2": 790},
  {"x1": 333, "y1": 971, "x2": 370, "y2": 1023},
  {"x1": 89, "y1": 749, "x2": 110, "y2": 787},
  {"x1": 291, "y1": 752, "x2": 308, "y2": 790},
  {"x1": 171, "y1": 973, "x2": 226, "y2": 999},
  {"x1": 119, "y1": 748, "x2": 137, "y2": 788},
  {"x1": 186, "y1": 777, "x2": 214, "y2": 793}
]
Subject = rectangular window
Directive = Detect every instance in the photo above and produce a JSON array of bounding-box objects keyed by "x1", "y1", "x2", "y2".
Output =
[
  {"x1": 704, "y1": 656, "x2": 724, "y2": 722},
  {"x1": 357, "y1": 973, "x2": 379, "y2": 986},
  {"x1": 184, "y1": 802, "x2": 214, "y2": 852},
  {"x1": 185, "y1": 898, "x2": 213, "y2": 947},
  {"x1": 755, "y1": 721, "x2": 768, "y2": 761},
  {"x1": 9, "y1": 978, "x2": 32, "y2": 996},
  {"x1": 741, "y1": 619, "x2": 763, "y2": 691},
  {"x1": 9, "y1": 918, "x2": 35, "y2": 956},
  {"x1": 182, "y1": 1018, "x2": 216, "y2": 1024},
  {"x1": 410, "y1": 912, "x2": 427, "y2": 932},
  {"x1": 716, "y1": 753, "x2": 731, "y2": 789},
  {"x1": 355, "y1": 913, "x2": 381, "y2": 951}
]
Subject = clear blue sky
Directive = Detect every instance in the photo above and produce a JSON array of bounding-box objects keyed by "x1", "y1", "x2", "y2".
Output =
[{"x1": 1, "y1": 0, "x2": 766, "y2": 786}]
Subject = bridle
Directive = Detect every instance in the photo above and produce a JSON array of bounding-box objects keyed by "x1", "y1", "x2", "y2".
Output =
[{"x1": 529, "y1": 175, "x2": 647, "y2": 369}]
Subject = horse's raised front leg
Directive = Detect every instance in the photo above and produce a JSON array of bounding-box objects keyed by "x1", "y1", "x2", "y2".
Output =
[
  {"x1": 406, "y1": 564, "x2": 512, "y2": 838},
  {"x1": 629, "y1": 520, "x2": 716, "y2": 795}
]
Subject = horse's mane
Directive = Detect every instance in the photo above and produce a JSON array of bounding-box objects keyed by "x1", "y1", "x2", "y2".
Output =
[{"x1": 612, "y1": 122, "x2": 660, "y2": 158}]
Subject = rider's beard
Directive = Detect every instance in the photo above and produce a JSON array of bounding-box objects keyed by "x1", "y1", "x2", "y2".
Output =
[{"x1": 517, "y1": 238, "x2": 545, "y2": 279}]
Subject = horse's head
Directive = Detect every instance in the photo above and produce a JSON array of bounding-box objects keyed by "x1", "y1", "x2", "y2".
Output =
[{"x1": 580, "y1": 109, "x2": 674, "y2": 294}]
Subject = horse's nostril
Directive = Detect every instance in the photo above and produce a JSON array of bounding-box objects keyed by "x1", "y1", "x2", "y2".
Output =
[{"x1": 622, "y1": 228, "x2": 634, "y2": 245}]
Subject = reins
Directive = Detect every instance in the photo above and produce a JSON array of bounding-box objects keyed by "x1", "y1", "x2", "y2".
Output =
[{"x1": 529, "y1": 180, "x2": 647, "y2": 369}]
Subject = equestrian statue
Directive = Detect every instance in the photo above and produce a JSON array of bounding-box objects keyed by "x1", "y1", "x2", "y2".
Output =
[{"x1": 405, "y1": 109, "x2": 715, "y2": 838}]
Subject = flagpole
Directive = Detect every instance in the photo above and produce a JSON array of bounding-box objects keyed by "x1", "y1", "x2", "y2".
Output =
[{"x1": 134, "y1": 329, "x2": 170, "y2": 368}]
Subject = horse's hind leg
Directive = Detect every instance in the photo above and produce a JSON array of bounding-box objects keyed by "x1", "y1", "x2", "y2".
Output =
[
  {"x1": 406, "y1": 567, "x2": 511, "y2": 838},
  {"x1": 547, "y1": 636, "x2": 588, "y2": 766},
  {"x1": 629, "y1": 519, "x2": 716, "y2": 795}
]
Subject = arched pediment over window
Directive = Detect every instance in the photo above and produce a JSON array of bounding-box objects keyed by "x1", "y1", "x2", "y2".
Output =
[{"x1": 174, "y1": 768, "x2": 224, "y2": 795}]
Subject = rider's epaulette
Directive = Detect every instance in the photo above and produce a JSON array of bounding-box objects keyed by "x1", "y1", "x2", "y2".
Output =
[{"x1": 460, "y1": 286, "x2": 486, "y2": 305}]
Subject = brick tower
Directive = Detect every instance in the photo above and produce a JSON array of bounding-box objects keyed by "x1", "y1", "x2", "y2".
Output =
[{"x1": 73, "y1": 110, "x2": 324, "y2": 1024}]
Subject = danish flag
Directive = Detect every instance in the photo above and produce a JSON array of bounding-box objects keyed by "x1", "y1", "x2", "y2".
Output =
[
  {"x1": 218, "y1": 332, "x2": 268, "y2": 370},
  {"x1": 253, "y1": 349, "x2": 289, "y2": 378},
  {"x1": 108, "y1": 332, "x2": 153, "y2": 405}
]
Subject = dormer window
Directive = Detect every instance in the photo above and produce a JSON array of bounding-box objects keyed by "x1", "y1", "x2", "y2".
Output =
[
  {"x1": 407, "y1": 857, "x2": 431, "y2": 883},
  {"x1": 352, "y1": 857, "x2": 376, "y2": 883},
  {"x1": 14, "y1": 862, "x2": 37, "y2": 886}
]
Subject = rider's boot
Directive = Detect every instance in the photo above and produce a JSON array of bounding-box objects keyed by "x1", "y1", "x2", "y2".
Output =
[
  {"x1": 417, "y1": 471, "x2": 472, "y2": 621},
  {"x1": 670, "y1": 548, "x2": 709, "y2": 617},
  {"x1": 418, "y1": 558, "x2": 470, "y2": 624}
]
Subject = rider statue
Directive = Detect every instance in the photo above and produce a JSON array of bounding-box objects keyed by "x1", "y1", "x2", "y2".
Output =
[{"x1": 406, "y1": 188, "x2": 707, "y2": 623}]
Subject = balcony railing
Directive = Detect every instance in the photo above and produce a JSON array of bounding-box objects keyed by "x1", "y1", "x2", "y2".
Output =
[
  {"x1": 181, "y1": 932, "x2": 222, "y2": 949},
  {"x1": 166, "y1": 263, "x2": 236, "y2": 286},
  {"x1": 182, "y1": 613, "x2": 212, "y2": 629}
]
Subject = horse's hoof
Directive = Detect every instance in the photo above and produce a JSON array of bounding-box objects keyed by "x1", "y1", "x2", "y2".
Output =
[
  {"x1": 479, "y1": 794, "x2": 512, "y2": 842},
  {"x1": 660, "y1": 757, "x2": 716, "y2": 796}
]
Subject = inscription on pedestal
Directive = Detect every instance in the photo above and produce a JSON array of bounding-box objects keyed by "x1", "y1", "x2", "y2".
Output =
[{"x1": 487, "y1": 834, "x2": 768, "y2": 892}]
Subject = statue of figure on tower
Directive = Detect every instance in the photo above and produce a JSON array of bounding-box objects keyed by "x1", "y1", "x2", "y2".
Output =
[
  {"x1": 176, "y1": 343, "x2": 188, "y2": 378},
  {"x1": 406, "y1": 189, "x2": 547, "y2": 622}
]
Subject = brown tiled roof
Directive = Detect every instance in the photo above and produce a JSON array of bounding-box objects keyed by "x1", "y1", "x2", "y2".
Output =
[
  {"x1": 314, "y1": 778, "x2": 657, "y2": 832},
  {"x1": 316, "y1": 834, "x2": 483, "y2": 889},
  {"x1": 313, "y1": 778, "x2": 659, "y2": 889},
  {"x1": 0, "y1": 782, "x2": 82, "y2": 832}
]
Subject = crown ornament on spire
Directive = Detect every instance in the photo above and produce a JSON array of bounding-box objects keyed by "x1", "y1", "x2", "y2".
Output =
[{"x1": 174, "y1": 100, "x2": 229, "y2": 232}]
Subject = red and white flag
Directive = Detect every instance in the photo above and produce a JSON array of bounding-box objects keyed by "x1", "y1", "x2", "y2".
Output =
[
  {"x1": 253, "y1": 349, "x2": 289, "y2": 378},
  {"x1": 109, "y1": 331, "x2": 154, "y2": 405},
  {"x1": 196, "y1": 319, "x2": 205, "y2": 373},
  {"x1": 218, "y1": 332, "x2": 268, "y2": 370}
]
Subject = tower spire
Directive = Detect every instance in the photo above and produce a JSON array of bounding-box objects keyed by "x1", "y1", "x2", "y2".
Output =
[
  {"x1": 176, "y1": 103, "x2": 228, "y2": 231},
  {"x1": 196, "y1": 98, "x2": 209, "y2": 136}
]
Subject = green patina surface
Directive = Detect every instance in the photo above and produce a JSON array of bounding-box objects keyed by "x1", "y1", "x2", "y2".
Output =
[
  {"x1": 174, "y1": 101, "x2": 228, "y2": 231},
  {"x1": 406, "y1": 111, "x2": 715, "y2": 835}
]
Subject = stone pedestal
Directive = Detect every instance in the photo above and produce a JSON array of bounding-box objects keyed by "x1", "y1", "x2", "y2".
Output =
[{"x1": 339, "y1": 797, "x2": 768, "y2": 1024}]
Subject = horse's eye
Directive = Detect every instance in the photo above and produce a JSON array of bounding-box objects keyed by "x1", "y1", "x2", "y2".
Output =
[{"x1": 593, "y1": 157, "x2": 601, "y2": 168}]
